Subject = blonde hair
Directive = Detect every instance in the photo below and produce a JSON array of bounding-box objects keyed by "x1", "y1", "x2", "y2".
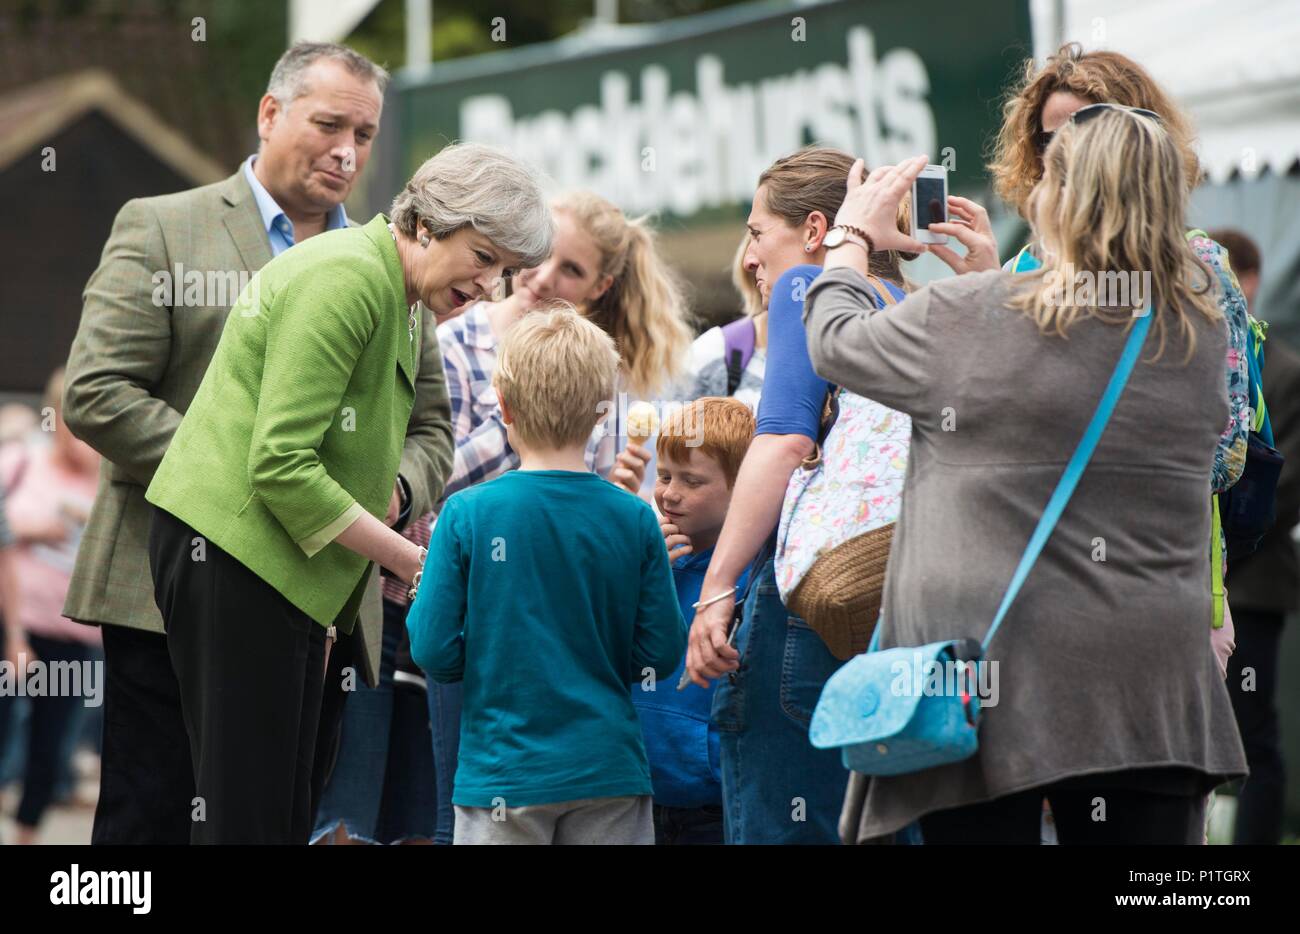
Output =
[
  {"x1": 732, "y1": 233, "x2": 764, "y2": 318},
  {"x1": 757, "y1": 145, "x2": 916, "y2": 286},
  {"x1": 657, "y1": 397, "x2": 756, "y2": 488},
  {"x1": 552, "y1": 191, "x2": 693, "y2": 398},
  {"x1": 493, "y1": 302, "x2": 620, "y2": 450},
  {"x1": 1011, "y1": 108, "x2": 1218, "y2": 361},
  {"x1": 989, "y1": 43, "x2": 1200, "y2": 216}
]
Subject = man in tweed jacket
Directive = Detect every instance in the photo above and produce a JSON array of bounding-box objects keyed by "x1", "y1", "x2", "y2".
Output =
[{"x1": 62, "y1": 42, "x2": 453, "y2": 844}]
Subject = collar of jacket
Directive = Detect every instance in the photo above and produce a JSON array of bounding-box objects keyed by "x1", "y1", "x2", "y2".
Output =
[
  {"x1": 361, "y1": 212, "x2": 419, "y2": 386},
  {"x1": 219, "y1": 171, "x2": 274, "y2": 273}
]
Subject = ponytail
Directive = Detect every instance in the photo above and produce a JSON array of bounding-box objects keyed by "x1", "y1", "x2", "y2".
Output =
[{"x1": 555, "y1": 192, "x2": 694, "y2": 397}]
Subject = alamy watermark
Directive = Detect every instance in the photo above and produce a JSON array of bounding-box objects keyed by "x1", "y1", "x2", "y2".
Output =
[
  {"x1": 889, "y1": 652, "x2": 999, "y2": 707},
  {"x1": 597, "y1": 394, "x2": 707, "y2": 447},
  {"x1": 152, "y1": 262, "x2": 259, "y2": 311},
  {"x1": 1041, "y1": 264, "x2": 1152, "y2": 316},
  {"x1": 0, "y1": 655, "x2": 104, "y2": 707}
]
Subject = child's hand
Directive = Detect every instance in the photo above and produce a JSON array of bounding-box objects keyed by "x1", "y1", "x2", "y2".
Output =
[
  {"x1": 660, "y1": 515, "x2": 692, "y2": 561},
  {"x1": 612, "y1": 442, "x2": 650, "y2": 494}
]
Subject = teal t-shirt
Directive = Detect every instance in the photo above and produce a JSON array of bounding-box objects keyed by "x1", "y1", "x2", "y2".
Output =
[{"x1": 407, "y1": 469, "x2": 687, "y2": 808}]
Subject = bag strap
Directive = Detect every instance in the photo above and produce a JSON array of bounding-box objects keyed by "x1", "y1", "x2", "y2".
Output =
[
  {"x1": 865, "y1": 312, "x2": 1152, "y2": 656},
  {"x1": 865, "y1": 275, "x2": 903, "y2": 307},
  {"x1": 1246, "y1": 316, "x2": 1273, "y2": 444},
  {"x1": 814, "y1": 277, "x2": 901, "y2": 448},
  {"x1": 981, "y1": 310, "x2": 1153, "y2": 650},
  {"x1": 1010, "y1": 243, "x2": 1042, "y2": 273},
  {"x1": 722, "y1": 316, "x2": 757, "y2": 396}
]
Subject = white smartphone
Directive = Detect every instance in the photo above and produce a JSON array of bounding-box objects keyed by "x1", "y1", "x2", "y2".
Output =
[{"x1": 911, "y1": 164, "x2": 949, "y2": 245}]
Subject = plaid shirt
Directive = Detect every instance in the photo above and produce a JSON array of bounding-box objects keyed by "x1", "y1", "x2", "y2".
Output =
[{"x1": 383, "y1": 303, "x2": 619, "y2": 604}]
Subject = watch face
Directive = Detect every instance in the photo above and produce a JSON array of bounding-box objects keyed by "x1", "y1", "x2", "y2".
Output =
[{"x1": 824, "y1": 227, "x2": 846, "y2": 248}]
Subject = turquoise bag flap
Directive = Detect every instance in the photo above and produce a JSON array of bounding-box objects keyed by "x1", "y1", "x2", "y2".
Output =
[{"x1": 810, "y1": 640, "x2": 974, "y2": 749}]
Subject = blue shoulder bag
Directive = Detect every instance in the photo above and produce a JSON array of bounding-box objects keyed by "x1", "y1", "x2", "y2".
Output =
[{"x1": 810, "y1": 309, "x2": 1152, "y2": 776}]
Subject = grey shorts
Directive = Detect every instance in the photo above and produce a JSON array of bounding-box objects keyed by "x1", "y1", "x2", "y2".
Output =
[{"x1": 453, "y1": 795, "x2": 654, "y2": 845}]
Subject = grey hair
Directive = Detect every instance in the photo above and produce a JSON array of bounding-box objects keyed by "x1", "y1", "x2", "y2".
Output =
[
  {"x1": 391, "y1": 143, "x2": 554, "y2": 269},
  {"x1": 266, "y1": 41, "x2": 389, "y2": 106}
]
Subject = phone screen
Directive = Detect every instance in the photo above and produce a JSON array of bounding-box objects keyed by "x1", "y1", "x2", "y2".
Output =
[{"x1": 915, "y1": 175, "x2": 946, "y2": 229}]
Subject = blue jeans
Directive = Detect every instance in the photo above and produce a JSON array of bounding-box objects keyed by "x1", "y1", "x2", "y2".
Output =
[
  {"x1": 0, "y1": 634, "x2": 94, "y2": 829},
  {"x1": 711, "y1": 556, "x2": 849, "y2": 844},
  {"x1": 653, "y1": 803, "x2": 725, "y2": 845},
  {"x1": 427, "y1": 680, "x2": 462, "y2": 845}
]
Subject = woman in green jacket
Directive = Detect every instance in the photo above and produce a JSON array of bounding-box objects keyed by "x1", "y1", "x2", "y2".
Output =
[{"x1": 144, "y1": 142, "x2": 552, "y2": 844}]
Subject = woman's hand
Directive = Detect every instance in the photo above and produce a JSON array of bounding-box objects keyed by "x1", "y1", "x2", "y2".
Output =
[
  {"x1": 398, "y1": 540, "x2": 426, "y2": 585},
  {"x1": 926, "y1": 196, "x2": 1001, "y2": 275},
  {"x1": 660, "y1": 515, "x2": 693, "y2": 561},
  {"x1": 612, "y1": 442, "x2": 650, "y2": 494},
  {"x1": 685, "y1": 590, "x2": 739, "y2": 687},
  {"x1": 833, "y1": 156, "x2": 931, "y2": 254},
  {"x1": 1212, "y1": 599, "x2": 1235, "y2": 680}
]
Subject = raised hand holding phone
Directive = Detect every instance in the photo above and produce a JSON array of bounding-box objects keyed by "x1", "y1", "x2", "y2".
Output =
[
  {"x1": 926, "y1": 195, "x2": 1002, "y2": 275},
  {"x1": 911, "y1": 163, "x2": 950, "y2": 245},
  {"x1": 830, "y1": 156, "x2": 932, "y2": 259}
]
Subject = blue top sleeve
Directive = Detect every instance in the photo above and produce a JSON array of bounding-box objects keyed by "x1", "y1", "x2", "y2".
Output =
[{"x1": 755, "y1": 264, "x2": 832, "y2": 440}]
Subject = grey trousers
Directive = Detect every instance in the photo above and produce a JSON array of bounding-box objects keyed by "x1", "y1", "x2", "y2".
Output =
[{"x1": 453, "y1": 795, "x2": 654, "y2": 845}]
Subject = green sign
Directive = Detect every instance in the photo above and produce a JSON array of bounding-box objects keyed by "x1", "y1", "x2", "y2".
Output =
[{"x1": 395, "y1": 0, "x2": 1032, "y2": 220}]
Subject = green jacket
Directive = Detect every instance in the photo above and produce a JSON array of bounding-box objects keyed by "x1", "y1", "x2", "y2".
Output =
[
  {"x1": 145, "y1": 213, "x2": 422, "y2": 631},
  {"x1": 63, "y1": 171, "x2": 453, "y2": 685}
]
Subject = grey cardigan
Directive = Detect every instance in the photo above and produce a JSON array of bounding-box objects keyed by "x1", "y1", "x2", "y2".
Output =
[{"x1": 803, "y1": 266, "x2": 1247, "y2": 841}]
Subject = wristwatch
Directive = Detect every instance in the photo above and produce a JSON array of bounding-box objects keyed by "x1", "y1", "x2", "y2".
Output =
[{"x1": 824, "y1": 224, "x2": 873, "y2": 254}]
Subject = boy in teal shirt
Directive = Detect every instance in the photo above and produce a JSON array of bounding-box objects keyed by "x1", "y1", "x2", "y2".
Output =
[{"x1": 407, "y1": 306, "x2": 684, "y2": 844}]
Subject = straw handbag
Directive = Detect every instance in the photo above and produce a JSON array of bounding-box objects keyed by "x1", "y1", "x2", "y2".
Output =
[{"x1": 774, "y1": 276, "x2": 908, "y2": 658}]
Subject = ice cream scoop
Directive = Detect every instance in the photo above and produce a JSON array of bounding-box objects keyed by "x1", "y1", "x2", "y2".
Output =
[{"x1": 626, "y1": 402, "x2": 659, "y2": 443}]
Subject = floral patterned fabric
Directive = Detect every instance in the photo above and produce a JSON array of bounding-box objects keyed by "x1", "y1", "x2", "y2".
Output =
[
  {"x1": 1187, "y1": 230, "x2": 1251, "y2": 495},
  {"x1": 774, "y1": 277, "x2": 909, "y2": 603},
  {"x1": 774, "y1": 392, "x2": 910, "y2": 602}
]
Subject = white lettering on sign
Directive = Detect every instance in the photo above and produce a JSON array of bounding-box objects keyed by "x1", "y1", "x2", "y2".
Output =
[{"x1": 459, "y1": 26, "x2": 935, "y2": 216}]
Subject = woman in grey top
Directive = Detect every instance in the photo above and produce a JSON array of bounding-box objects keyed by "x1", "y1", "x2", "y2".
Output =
[{"x1": 802, "y1": 109, "x2": 1247, "y2": 843}]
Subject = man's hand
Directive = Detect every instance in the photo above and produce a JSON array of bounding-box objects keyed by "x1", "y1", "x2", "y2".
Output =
[
  {"x1": 612, "y1": 442, "x2": 650, "y2": 494},
  {"x1": 926, "y1": 196, "x2": 1001, "y2": 275},
  {"x1": 660, "y1": 515, "x2": 693, "y2": 561},
  {"x1": 685, "y1": 592, "x2": 739, "y2": 688},
  {"x1": 384, "y1": 482, "x2": 402, "y2": 527}
]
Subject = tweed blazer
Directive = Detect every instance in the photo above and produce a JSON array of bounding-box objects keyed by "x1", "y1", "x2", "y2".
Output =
[{"x1": 62, "y1": 172, "x2": 453, "y2": 685}]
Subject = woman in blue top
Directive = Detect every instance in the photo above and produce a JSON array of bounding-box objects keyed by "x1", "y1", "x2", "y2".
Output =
[{"x1": 682, "y1": 146, "x2": 923, "y2": 844}]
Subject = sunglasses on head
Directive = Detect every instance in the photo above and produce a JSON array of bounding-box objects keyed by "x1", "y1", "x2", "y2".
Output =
[{"x1": 1035, "y1": 102, "x2": 1163, "y2": 154}]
